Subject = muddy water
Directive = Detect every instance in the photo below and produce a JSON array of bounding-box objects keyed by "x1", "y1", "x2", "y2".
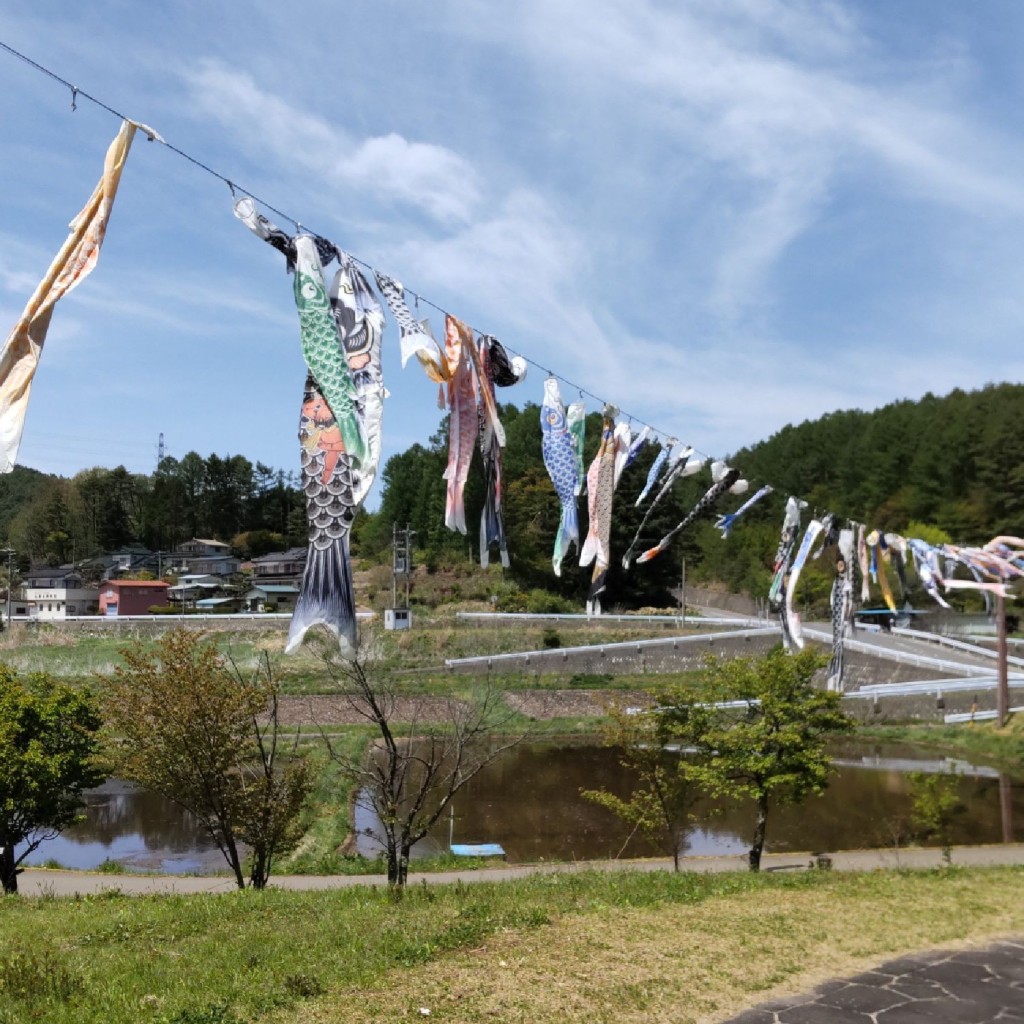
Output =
[
  {"x1": 19, "y1": 741, "x2": 1022, "y2": 873},
  {"x1": 357, "y1": 739, "x2": 1023, "y2": 863},
  {"x1": 19, "y1": 779, "x2": 227, "y2": 874}
]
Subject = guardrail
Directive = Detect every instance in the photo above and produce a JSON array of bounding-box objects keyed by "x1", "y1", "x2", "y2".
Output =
[
  {"x1": 891, "y1": 627, "x2": 1024, "y2": 668},
  {"x1": 801, "y1": 628, "x2": 994, "y2": 677},
  {"x1": 9, "y1": 612, "x2": 375, "y2": 624},
  {"x1": 443, "y1": 626, "x2": 781, "y2": 670},
  {"x1": 944, "y1": 707, "x2": 1024, "y2": 724},
  {"x1": 845, "y1": 676, "x2": 1024, "y2": 699},
  {"x1": 454, "y1": 611, "x2": 765, "y2": 627}
]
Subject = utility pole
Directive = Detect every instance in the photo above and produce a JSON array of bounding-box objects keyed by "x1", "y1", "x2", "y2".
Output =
[
  {"x1": 679, "y1": 556, "x2": 686, "y2": 628},
  {"x1": 387, "y1": 524, "x2": 414, "y2": 630},
  {"x1": 0, "y1": 548, "x2": 13, "y2": 630},
  {"x1": 996, "y1": 592, "x2": 1009, "y2": 727}
]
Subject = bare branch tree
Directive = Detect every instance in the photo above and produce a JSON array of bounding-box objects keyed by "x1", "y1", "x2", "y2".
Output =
[{"x1": 315, "y1": 632, "x2": 528, "y2": 888}]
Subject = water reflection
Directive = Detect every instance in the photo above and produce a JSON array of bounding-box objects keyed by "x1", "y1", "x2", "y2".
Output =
[
  {"x1": 20, "y1": 742, "x2": 1023, "y2": 875},
  {"x1": 357, "y1": 740, "x2": 1024, "y2": 864},
  {"x1": 19, "y1": 779, "x2": 226, "y2": 874}
]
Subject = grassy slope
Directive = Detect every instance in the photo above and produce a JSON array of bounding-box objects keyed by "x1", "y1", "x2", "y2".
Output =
[
  {"x1": 0, "y1": 868, "x2": 1021, "y2": 1023},
  {"x1": 858, "y1": 716, "x2": 1024, "y2": 772},
  {"x1": 0, "y1": 616, "x2": 711, "y2": 693}
]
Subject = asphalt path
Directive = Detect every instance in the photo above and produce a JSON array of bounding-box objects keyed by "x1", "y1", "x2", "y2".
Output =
[{"x1": 14, "y1": 842, "x2": 1024, "y2": 897}]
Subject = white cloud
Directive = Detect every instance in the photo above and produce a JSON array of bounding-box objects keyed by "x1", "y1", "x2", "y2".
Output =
[
  {"x1": 181, "y1": 61, "x2": 482, "y2": 225},
  {"x1": 443, "y1": 0, "x2": 1024, "y2": 316},
  {"x1": 383, "y1": 188, "x2": 623, "y2": 383},
  {"x1": 0, "y1": 235, "x2": 53, "y2": 295}
]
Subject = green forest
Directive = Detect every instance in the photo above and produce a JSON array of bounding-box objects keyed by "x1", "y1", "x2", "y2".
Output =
[{"x1": 1, "y1": 383, "x2": 1020, "y2": 611}]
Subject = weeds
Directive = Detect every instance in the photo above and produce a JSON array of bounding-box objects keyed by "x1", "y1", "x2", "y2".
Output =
[
  {"x1": 0, "y1": 949, "x2": 83, "y2": 1004},
  {"x1": 167, "y1": 1002, "x2": 238, "y2": 1024},
  {"x1": 9, "y1": 866, "x2": 1012, "y2": 1024},
  {"x1": 283, "y1": 972, "x2": 326, "y2": 998}
]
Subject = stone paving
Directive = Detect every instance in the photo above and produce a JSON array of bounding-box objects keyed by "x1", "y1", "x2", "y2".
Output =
[{"x1": 723, "y1": 939, "x2": 1024, "y2": 1023}]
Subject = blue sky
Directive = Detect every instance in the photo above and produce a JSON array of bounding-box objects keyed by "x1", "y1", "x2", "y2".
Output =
[{"x1": 2, "y1": 1, "x2": 1024, "y2": 507}]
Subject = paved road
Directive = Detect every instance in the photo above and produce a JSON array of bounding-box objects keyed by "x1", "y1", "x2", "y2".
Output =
[
  {"x1": 723, "y1": 939, "x2": 1024, "y2": 1023},
  {"x1": 14, "y1": 842, "x2": 1024, "y2": 897},
  {"x1": 703, "y1": 605, "x2": 1005, "y2": 674}
]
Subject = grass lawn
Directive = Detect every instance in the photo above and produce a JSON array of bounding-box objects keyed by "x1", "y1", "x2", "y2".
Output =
[{"x1": 0, "y1": 867, "x2": 1021, "y2": 1023}]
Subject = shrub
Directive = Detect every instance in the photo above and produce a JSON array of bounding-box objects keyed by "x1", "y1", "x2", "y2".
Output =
[
  {"x1": 542, "y1": 627, "x2": 562, "y2": 649},
  {"x1": 524, "y1": 589, "x2": 578, "y2": 614}
]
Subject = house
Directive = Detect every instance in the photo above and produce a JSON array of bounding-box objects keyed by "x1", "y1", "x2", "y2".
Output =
[
  {"x1": 244, "y1": 583, "x2": 300, "y2": 613},
  {"x1": 98, "y1": 580, "x2": 170, "y2": 617},
  {"x1": 187, "y1": 554, "x2": 241, "y2": 577},
  {"x1": 99, "y1": 547, "x2": 164, "y2": 580},
  {"x1": 250, "y1": 548, "x2": 307, "y2": 587},
  {"x1": 22, "y1": 566, "x2": 100, "y2": 620},
  {"x1": 176, "y1": 538, "x2": 232, "y2": 558},
  {"x1": 172, "y1": 539, "x2": 240, "y2": 578},
  {"x1": 195, "y1": 595, "x2": 243, "y2": 613},
  {"x1": 168, "y1": 574, "x2": 231, "y2": 607}
]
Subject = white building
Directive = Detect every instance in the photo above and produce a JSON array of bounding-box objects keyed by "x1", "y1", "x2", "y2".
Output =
[{"x1": 22, "y1": 567, "x2": 99, "y2": 620}]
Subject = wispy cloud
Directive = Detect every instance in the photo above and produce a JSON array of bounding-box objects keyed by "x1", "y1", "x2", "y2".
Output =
[
  {"x1": 181, "y1": 61, "x2": 483, "y2": 225},
  {"x1": 443, "y1": 0, "x2": 1024, "y2": 317},
  {"x1": 0, "y1": 234, "x2": 54, "y2": 295}
]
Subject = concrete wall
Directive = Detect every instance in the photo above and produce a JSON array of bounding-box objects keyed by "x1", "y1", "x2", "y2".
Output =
[
  {"x1": 843, "y1": 688, "x2": 1000, "y2": 724},
  {"x1": 446, "y1": 629, "x2": 782, "y2": 676},
  {"x1": 683, "y1": 586, "x2": 760, "y2": 617}
]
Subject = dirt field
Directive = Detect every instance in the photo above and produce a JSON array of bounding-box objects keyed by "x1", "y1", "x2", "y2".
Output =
[{"x1": 276, "y1": 688, "x2": 652, "y2": 725}]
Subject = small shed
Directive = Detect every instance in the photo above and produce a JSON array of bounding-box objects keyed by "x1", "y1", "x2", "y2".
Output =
[{"x1": 98, "y1": 580, "x2": 170, "y2": 617}]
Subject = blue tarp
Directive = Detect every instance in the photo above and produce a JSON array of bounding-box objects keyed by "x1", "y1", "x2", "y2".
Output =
[{"x1": 450, "y1": 843, "x2": 505, "y2": 858}]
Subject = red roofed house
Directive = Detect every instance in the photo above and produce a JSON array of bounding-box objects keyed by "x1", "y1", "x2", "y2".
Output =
[{"x1": 98, "y1": 580, "x2": 170, "y2": 617}]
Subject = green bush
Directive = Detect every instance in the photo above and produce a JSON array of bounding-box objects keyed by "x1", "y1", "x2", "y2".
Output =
[{"x1": 525, "y1": 589, "x2": 578, "y2": 614}]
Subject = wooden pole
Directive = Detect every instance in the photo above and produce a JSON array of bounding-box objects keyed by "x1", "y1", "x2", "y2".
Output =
[{"x1": 996, "y1": 592, "x2": 1009, "y2": 727}]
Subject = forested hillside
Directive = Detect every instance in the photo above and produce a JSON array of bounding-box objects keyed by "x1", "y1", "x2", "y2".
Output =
[
  {"x1": 364, "y1": 383, "x2": 1024, "y2": 610},
  {"x1": 730, "y1": 383, "x2": 1024, "y2": 540},
  {"x1": 0, "y1": 454, "x2": 304, "y2": 567},
  {"x1": 1, "y1": 384, "x2": 1019, "y2": 612}
]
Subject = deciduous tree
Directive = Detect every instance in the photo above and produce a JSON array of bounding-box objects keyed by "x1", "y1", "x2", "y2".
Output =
[
  {"x1": 909, "y1": 771, "x2": 963, "y2": 865},
  {"x1": 0, "y1": 667, "x2": 103, "y2": 894},
  {"x1": 104, "y1": 630, "x2": 310, "y2": 889},
  {"x1": 317, "y1": 633, "x2": 527, "y2": 888},
  {"x1": 661, "y1": 648, "x2": 853, "y2": 871},
  {"x1": 581, "y1": 698, "x2": 705, "y2": 871}
]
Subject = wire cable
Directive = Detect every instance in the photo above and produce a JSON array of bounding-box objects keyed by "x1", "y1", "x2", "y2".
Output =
[{"x1": 0, "y1": 38, "x2": 715, "y2": 459}]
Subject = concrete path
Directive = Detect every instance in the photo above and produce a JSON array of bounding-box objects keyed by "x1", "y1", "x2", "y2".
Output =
[
  {"x1": 722, "y1": 939, "x2": 1024, "y2": 1023},
  {"x1": 14, "y1": 842, "x2": 1024, "y2": 897}
]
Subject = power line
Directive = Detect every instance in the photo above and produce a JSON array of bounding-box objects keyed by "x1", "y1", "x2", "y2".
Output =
[
  {"x1": 0, "y1": 37, "x2": 709, "y2": 461},
  {"x1": 5, "y1": 33, "x2": 981, "y2": 589}
]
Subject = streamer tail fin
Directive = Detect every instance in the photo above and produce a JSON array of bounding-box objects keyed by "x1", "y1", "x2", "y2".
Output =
[
  {"x1": 285, "y1": 537, "x2": 356, "y2": 656},
  {"x1": 552, "y1": 501, "x2": 579, "y2": 576}
]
